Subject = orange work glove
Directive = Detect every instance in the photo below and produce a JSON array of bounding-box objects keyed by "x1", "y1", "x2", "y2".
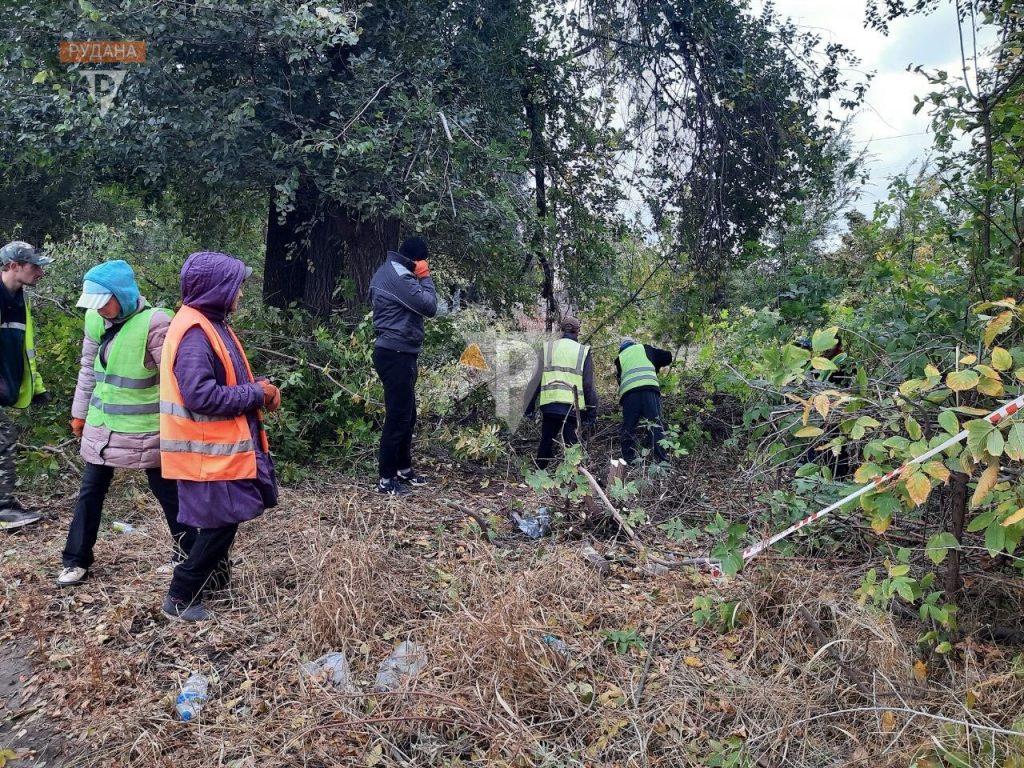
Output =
[
  {"x1": 414, "y1": 259, "x2": 430, "y2": 279},
  {"x1": 257, "y1": 379, "x2": 281, "y2": 412},
  {"x1": 70, "y1": 418, "x2": 85, "y2": 438}
]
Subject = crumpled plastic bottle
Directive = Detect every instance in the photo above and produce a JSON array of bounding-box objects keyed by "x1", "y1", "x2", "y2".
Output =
[
  {"x1": 512, "y1": 507, "x2": 552, "y2": 539},
  {"x1": 542, "y1": 635, "x2": 572, "y2": 657},
  {"x1": 373, "y1": 641, "x2": 427, "y2": 692},
  {"x1": 301, "y1": 652, "x2": 352, "y2": 688},
  {"x1": 175, "y1": 672, "x2": 209, "y2": 722}
]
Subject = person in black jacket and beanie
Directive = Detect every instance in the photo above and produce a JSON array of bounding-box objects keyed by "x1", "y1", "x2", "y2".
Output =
[{"x1": 369, "y1": 237, "x2": 438, "y2": 495}]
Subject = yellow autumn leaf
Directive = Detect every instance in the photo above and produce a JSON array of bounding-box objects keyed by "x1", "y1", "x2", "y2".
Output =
[
  {"x1": 1002, "y1": 507, "x2": 1024, "y2": 527},
  {"x1": 881, "y1": 710, "x2": 896, "y2": 732},
  {"x1": 794, "y1": 426, "x2": 824, "y2": 438},
  {"x1": 976, "y1": 377, "x2": 1005, "y2": 396},
  {"x1": 684, "y1": 655, "x2": 704, "y2": 668},
  {"x1": 913, "y1": 659, "x2": 928, "y2": 683},
  {"x1": 871, "y1": 514, "x2": 892, "y2": 534},
  {"x1": 812, "y1": 394, "x2": 830, "y2": 419},
  {"x1": 965, "y1": 690, "x2": 978, "y2": 709},
  {"x1": 983, "y1": 310, "x2": 1013, "y2": 347},
  {"x1": 904, "y1": 470, "x2": 932, "y2": 507},
  {"x1": 971, "y1": 463, "x2": 1000, "y2": 507},
  {"x1": 959, "y1": 353, "x2": 978, "y2": 366},
  {"x1": 923, "y1": 461, "x2": 950, "y2": 483}
]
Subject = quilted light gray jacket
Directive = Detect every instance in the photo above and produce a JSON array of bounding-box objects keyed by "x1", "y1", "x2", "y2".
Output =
[{"x1": 71, "y1": 299, "x2": 171, "y2": 469}]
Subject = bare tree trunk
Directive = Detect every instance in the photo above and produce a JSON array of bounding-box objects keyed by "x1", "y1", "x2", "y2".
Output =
[
  {"x1": 523, "y1": 82, "x2": 558, "y2": 330},
  {"x1": 263, "y1": 181, "x2": 400, "y2": 319}
]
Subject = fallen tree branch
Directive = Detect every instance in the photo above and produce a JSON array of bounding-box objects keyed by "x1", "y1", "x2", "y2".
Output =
[{"x1": 578, "y1": 464, "x2": 637, "y2": 541}]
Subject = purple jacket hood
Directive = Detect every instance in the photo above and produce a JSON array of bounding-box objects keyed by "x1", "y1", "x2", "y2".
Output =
[{"x1": 180, "y1": 251, "x2": 251, "y2": 320}]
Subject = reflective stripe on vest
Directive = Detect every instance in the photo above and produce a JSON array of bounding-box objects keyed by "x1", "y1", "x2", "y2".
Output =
[
  {"x1": 538, "y1": 338, "x2": 588, "y2": 409},
  {"x1": 85, "y1": 308, "x2": 165, "y2": 433},
  {"x1": 618, "y1": 343, "x2": 660, "y2": 398},
  {"x1": 14, "y1": 296, "x2": 44, "y2": 409},
  {"x1": 159, "y1": 305, "x2": 268, "y2": 481}
]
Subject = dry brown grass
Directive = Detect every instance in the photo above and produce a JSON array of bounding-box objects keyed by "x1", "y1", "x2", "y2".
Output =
[{"x1": 1, "y1": 468, "x2": 1023, "y2": 768}]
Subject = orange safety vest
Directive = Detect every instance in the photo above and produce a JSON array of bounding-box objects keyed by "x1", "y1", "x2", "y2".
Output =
[{"x1": 159, "y1": 305, "x2": 268, "y2": 481}]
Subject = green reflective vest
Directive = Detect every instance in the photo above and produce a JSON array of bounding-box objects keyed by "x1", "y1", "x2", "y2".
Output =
[
  {"x1": 618, "y1": 343, "x2": 660, "y2": 398},
  {"x1": 85, "y1": 307, "x2": 169, "y2": 433},
  {"x1": 539, "y1": 338, "x2": 589, "y2": 409},
  {"x1": 11, "y1": 296, "x2": 45, "y2": 408}
]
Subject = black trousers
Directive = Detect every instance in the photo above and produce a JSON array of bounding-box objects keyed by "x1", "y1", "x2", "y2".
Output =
[
  {"x1": 537, "y1": 411, "x2": 579, "y2": 469},
  {"x1": 621, "y1": 389, "x2": 667, "y2": 464},
  {"x1": 62, "y1": 463, "x2": 197, "y2": 569},
  {"x1": 167, "y1": 524, "x2": 237, "y2": 604},
  {"x1": 373, "y1": 346, "x2": 418, "y2": 479}
]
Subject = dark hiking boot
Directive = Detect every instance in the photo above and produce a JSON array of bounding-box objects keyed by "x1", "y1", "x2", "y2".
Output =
[
  {"x1": 162, "y1": 596, "x2": 213, "y2": 622},
  {"x1": 377, "y1": 478, "x2": 411, "y2": 496},
  {"x1": 396, "y1": 468, "x2": 429, "y2": 487}
]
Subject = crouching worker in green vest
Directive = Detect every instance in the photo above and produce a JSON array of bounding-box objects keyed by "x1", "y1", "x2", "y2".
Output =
[
  {"x1": 528, "y1": 316, "x2": 599, "y2": 469},
  {"x1": 56, "y1": 261, "x2": 197, "y2": 587},
  {"x1": 615, "y1": 338, "x2": 673, "y2": 464}
]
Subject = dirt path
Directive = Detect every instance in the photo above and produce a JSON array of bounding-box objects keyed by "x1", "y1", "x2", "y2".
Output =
[{"x1": 0, "y1": 637, "x2": 64, "y2": 767}]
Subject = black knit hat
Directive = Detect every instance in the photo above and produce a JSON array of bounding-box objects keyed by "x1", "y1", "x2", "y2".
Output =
[{"x1": 399, "y1": 237, "x2": 428, "y2": 262}]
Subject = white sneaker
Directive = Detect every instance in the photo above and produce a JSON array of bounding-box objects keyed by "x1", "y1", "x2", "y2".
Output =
[{"x1": 56, "y1": 566, "x2": 88, "y2": 587}]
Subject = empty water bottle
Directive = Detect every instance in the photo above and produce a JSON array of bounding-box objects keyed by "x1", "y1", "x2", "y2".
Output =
[
  {"x1": 373, "y1": 641, "x2": 427, "y2": 692},
  {"x1": 175, "y1": 672, "x2": 209, "y2": 721}
]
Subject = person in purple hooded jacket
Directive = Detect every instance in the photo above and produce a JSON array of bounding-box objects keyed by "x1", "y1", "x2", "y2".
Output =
[{"x1": 160, "y1": 251, "x2": 280, "y2": 622}]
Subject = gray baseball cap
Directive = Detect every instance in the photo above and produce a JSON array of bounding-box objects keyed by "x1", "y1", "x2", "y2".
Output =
[{"x1": 0, "y1": 241, "x2": 54, "y2": 267}]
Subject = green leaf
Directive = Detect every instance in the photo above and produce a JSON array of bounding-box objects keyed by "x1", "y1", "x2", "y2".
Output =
[
  {"x1": 966, "y1": 420, "x2": 994, "y2": 458},
  {"x1": 811, "y1": 326, "x2": 839, "y2": 353},
  {"x1": 991, "y1": 347, "x2": 1013, "y2": 370},
  {"x1": 810, "y1": 356, "x2": 838, "y2": 371},
  {"x1": 32, "y1": 70, "x2": 48, "y2": 84},
  {"x1": 926, "y1": 532, "x2": 960, "y2": 565},
  {"x1": 1005, "y1": 423, "x2": 1024, "y2": 461},
  {"x1": 938, "y1": 410, "x2": 959, "y2": 435},
  {"x1": 905, "y1": 416, "x2": 922, "y2": 441},
  {"x1": 985, "y1": 522, "x2": 1006, "y2": 557},
  {"x1": 986, "y1": 428, "x2": 1005, "y2": 457}
]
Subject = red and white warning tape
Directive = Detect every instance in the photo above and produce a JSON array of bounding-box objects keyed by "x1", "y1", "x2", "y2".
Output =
[{"x1": 738, "y1": 393, "x2": 1024, "y2": 565}]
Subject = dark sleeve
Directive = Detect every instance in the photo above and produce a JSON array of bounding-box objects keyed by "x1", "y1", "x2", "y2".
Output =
[
  {"x1": 385, "y1": 267, "x2": 437, "y2": 318},
  {"x1": 644, "y1": 345, "x2": 673, "y2": 371},
  {"x1": 174, "y1": 327, "x2": 265, "y2": 417},
  {"x1": 614, "y1": 357, "x2": 622, "y2": 384},
  {"x1": 582, "y1": 351, "x2": 598, "y2": 421}
]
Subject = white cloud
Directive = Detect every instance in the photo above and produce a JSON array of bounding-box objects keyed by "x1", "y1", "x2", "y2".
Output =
[{"x1": 757, "y1": 0, "x2": 991, "y2": 214}]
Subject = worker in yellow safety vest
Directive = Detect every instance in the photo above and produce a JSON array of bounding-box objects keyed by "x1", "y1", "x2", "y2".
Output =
[
  {"x1": 528, "y1": 316, "x2": 598, "y2": 469},
  {"x1": 615, "y1": 338, "x2": 673, "y2": 463}
]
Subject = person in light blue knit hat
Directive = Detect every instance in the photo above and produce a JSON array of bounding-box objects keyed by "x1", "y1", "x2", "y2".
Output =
[{"x1": 56, "y1": 260, "x2": 196, "y2": 587}]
